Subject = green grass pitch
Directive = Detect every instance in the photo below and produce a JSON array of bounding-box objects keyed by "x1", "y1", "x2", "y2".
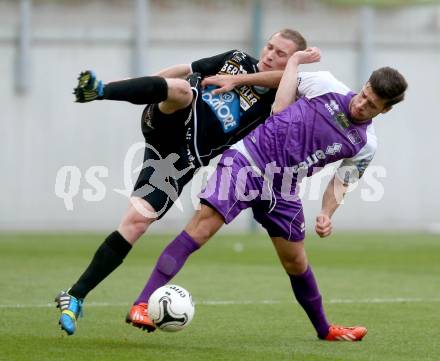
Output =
[{"x1": 0, "y1": 232, "x2": 439, "y2": 361}]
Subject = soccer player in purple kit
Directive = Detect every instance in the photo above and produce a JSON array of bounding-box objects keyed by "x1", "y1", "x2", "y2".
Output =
[{"x1": 132, "y1": 55, "x2": 407, "y2": 340}]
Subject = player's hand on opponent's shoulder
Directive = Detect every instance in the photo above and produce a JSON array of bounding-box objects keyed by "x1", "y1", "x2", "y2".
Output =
[
  {"x1": 315, "y1": 213, "x2": 332, "y2": 238},
  {"x1": 291, "y1": 47, "x2": 321, "y2": 66},
  {"x1": 201, "y1": 75, "x2": 237, "y2": 95}
]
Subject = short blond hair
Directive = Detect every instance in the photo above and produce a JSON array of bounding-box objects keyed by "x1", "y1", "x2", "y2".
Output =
[{"x1": 271, "y1": 29, "x2": 307, "y2": 51}]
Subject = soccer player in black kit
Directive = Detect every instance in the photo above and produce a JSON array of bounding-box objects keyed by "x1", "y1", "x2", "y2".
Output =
[{"x1": 55, "y1": 29, "x2": 321, "y2": 335}]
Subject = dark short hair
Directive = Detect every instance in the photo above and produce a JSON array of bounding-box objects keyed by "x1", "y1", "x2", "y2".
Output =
[
  {"x1": 368, "y1": 67, "x2": 408, "y2": 108},
  {"x1": 272, "y1": 28, "x2": 307, "y2": 51}
]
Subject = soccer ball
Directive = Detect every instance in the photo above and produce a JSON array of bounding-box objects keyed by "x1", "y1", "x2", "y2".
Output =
[{"x1": 147, "y1": 284, "x2": 195, "y2": 332}]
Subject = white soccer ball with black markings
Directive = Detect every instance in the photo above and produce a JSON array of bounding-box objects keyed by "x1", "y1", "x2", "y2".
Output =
[{"x1": 147, "y1": 284, "x2": 195, "y2": 332}]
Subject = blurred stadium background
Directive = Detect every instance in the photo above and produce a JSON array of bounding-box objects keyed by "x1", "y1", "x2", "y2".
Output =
[{"x1": 1, "y1": 0, "x2": 439, "y2": 233}]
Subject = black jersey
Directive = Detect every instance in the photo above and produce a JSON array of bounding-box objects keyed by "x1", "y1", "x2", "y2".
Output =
[{"x1": 189, "y1": 50, "x2": 276, "y2": 166}]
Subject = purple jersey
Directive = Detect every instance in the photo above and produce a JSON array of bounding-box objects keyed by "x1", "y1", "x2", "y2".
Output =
[
  {"x1": 200, "y1": 71, "x2": 377, "y2": 241},
  {"x1": 233, "y1": 71, "x2": 377, "y2": 187}
]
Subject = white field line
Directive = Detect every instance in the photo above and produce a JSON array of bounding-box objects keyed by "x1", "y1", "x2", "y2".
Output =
[{"x1": 1, "y1": 297, "x2": 440, "y2": 309}]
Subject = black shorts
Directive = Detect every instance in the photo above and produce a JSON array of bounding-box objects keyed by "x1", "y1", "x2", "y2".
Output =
[{"x1": 132, "y1": 104, "x2": 199, "y2": 219}]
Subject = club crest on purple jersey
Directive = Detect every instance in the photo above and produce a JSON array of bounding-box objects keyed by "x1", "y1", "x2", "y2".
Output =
[{"x1": 347, "y1": 129, "x2": 362, "y2": 145}]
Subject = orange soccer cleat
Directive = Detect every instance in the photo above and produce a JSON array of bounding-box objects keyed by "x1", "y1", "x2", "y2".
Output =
[
  {"x1": 125, "y1": 303, "x2": 156, "y2": 332},
  {"x1": 324, "y1": 325, "x2": 368, "y2": 341}
]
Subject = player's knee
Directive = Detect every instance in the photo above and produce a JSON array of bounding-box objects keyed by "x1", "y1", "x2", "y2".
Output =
[
  {"x1": 164, "y1": 79, "x2": 192, "y2": 108},
  {"x1": 171, "y1": 79, "x2": 192, "y2": 97},
  {"x1": 119, "y1": 215, "x2": 155, "y2": 243},
  {"x1": 280, "y1": 254, "x2": 308, "y2": 275}
]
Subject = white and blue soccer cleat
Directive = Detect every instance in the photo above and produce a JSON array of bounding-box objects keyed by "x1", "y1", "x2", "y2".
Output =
[{"x1": 55, "y1": 290, "x2": 84, "y2": 335}]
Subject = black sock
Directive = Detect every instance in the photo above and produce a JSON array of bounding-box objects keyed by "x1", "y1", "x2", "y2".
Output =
[
  {"x1": 69, "y1": 231, "x2": 132, "y2": 299},
  {"x1": 102, "y1": 76, "x2": 168, "y2": 104}
]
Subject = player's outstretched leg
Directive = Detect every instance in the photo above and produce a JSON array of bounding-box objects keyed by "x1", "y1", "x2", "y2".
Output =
[
  {"x1": 55, "y1": 290, "x2": 84, "y2": 336},
  {"x1": 73, "y1": 70, "x2": 104, "y2": 103},
  {"x1": 73, "y1": 70, "x2": 170, "y2": 105}
]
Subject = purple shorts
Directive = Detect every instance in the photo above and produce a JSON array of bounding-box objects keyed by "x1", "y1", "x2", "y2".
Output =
[{"x1": 199, "y1": 149, "x2": 305, "y2": 241}]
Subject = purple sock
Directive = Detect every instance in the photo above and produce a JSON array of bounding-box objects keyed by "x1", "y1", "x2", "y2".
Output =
[
  {"x1": 134, "y1": 231, "x2": 200, "y2": 305},
  {"x1": 289, "y1": 266, "x2": 330, "y2": 339}
]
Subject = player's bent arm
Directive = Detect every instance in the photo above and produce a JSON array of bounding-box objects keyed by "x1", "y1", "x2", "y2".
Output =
[
  {"x1": 321, "y1": 175, "x2": 349, "y2": 218},
  {"x1": 272, "y1": 56, "x2": 302, "y2": 114},
  {"x1": 201, "y1": 71, "x2": 283, "y2": 94},
  {"x1": 315, "y1": 175, "x2": 349, "y2": 238},
  {"x1": 152, "y1": 64, "x2": 192, "y2": 79},
  {"x1": 272, "y1": 47, "x2": 321, "y2": 114},
  {"x1": 233, "y1": 70, "x2": 284, "y2": 87}
]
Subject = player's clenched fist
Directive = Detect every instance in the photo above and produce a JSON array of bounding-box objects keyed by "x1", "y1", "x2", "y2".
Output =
[
  {"x1": 315, "y1": 214, "x2": 332, "y2": 238},
  {"x1": 290, "y1": 46, "x2": 321, "y2": 66}
]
